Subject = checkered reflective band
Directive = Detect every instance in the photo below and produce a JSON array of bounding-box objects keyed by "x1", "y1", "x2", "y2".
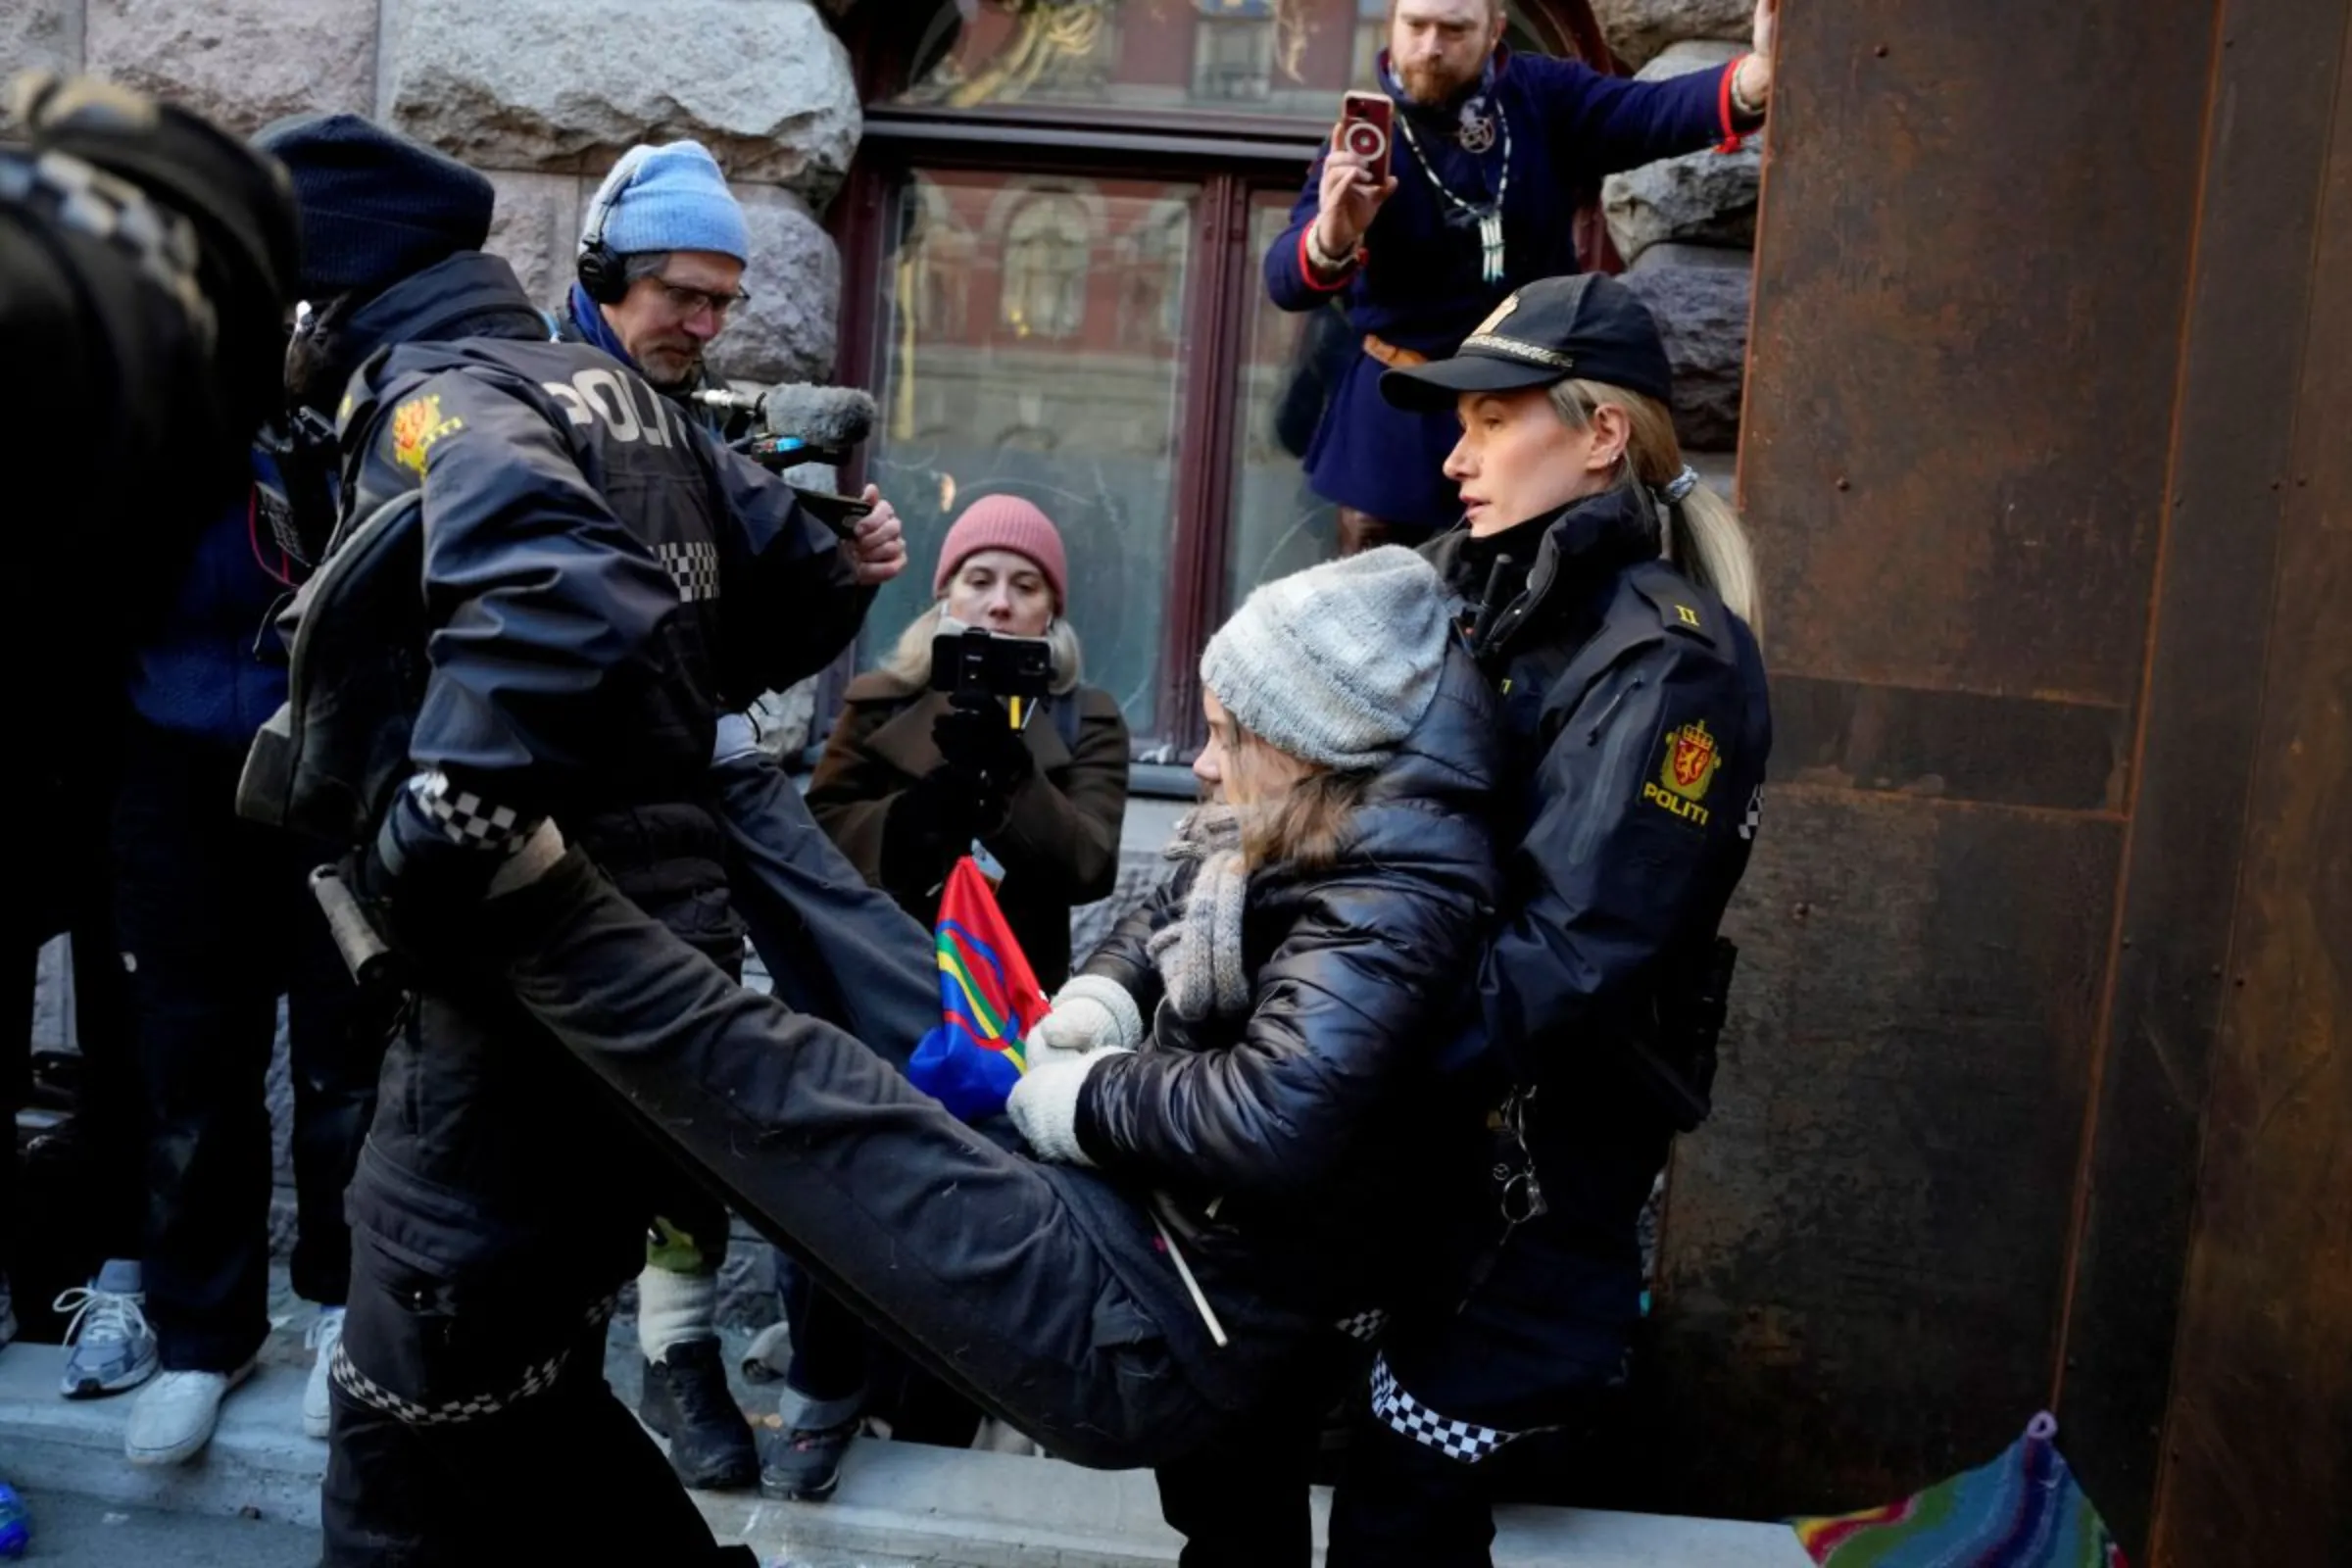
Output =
[
  {"x1": 0, "y1": 147, "x2": 215, "y2": 353},
  {"x1": 1739, "y1": 784, "x2": 1764, "y2": 842},
  {"x1": 414, "y1": 768, "x2": 523, "y2": 851},
  {"x1": 1334, "y1": 1308, "x2": 1390, "y2": 1345},
  {"x1": 658, "y1": 540, "x2": 720, "y2": 603},
  {"x1": 1369, "y1": 1353, "x2": 1518, "y2": 1465},
  {"x1": 330, "y1": 1294, "x2": 618, "y2": 1427}
]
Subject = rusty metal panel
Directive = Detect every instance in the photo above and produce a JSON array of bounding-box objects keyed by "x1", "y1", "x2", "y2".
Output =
[
  {"x1": 1651, "y1": 0, "x2": 2224, "y2": 1523},
  {"x1": 1650, "y1": 787, "x2": 2120, "y2": 1516},
  {"x1": 2148, "y1": 22, "x2": 2352, "y2": 1562},
  {"x1": 1739, "y1": 4, "x2": 2210, "y2": 705},
  {"x1": 2051, "y1": 0, "x2": 2351, "y2": 1552}
]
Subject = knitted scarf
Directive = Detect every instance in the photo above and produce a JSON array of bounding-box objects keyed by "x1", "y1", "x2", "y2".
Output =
[{"x1": 1148, "y1": 806, "x2": 1251, "y2": 1022}]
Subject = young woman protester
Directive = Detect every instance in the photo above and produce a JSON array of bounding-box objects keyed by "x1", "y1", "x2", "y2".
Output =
[{"x1": 468, "y1": 548, "x2": 1504, "y2": 1560}]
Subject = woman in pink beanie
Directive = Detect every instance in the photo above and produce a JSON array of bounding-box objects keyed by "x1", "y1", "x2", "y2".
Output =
[{"x1": 780, "y1": 494, "x2": 1131, "y2": 1495}]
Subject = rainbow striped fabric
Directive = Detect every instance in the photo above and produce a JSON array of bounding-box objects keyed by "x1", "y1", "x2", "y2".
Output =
[
  {"x1": 905, "y1": 856, "x2": 1050, "y2": 1122},
  {"x1": 1790, "y1": 1413, "x2": 2128, "y2": 1568}
]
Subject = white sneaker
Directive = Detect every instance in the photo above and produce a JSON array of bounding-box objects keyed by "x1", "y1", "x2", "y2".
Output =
[
  {"x1": 55, "y1": 1258, "x2": 160, "y2": 1398},
  {"x1": 123, "y1": 1361, "x2": 255, "y2": 1466},
  {"x1": 303, "y1": 1306, "x2": 345, "y2": 1440}
]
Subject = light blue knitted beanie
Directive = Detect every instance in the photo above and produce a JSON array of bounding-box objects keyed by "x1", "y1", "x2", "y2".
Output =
[{"x1": 586, "y1": 141, "x2": 749, "y2": 263}]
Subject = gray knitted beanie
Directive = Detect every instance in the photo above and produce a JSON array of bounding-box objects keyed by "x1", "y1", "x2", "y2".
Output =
[{"x1": 1200, "y1": 546, "x2": 1449, "y2": 771}]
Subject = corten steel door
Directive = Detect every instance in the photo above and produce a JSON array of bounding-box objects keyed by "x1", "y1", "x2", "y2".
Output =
[{"x1": 1643, "y1": 3, "x2": 2352, "y2": 1564}]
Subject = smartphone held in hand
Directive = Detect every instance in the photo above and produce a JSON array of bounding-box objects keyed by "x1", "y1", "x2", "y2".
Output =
[{"x1": 1336, "y1": 90, "x2": 1394, "y2": 181}]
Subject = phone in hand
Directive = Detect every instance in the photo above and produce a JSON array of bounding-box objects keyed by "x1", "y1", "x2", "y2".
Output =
[
  {"x1": 931, "y1": 626, "x2": 1054, "y2": 705},
  {"x1": 789, "y1": 485, "x2": 874, "y2": 541},
  {"x1": 1336, "y1": 90, "x2": 1395, "y2": 182}
]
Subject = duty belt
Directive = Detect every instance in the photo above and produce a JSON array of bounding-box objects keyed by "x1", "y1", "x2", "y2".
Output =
[{"x1": 1363, "y1": 333, "x2": 1430, "y2": 370}]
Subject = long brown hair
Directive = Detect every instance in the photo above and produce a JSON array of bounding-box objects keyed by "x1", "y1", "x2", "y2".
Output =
[
  {"x1": 1225, "y1": 727, "x2": 1375, "y2": 873},
  {"x1": 1547, "y1": 379, "x2": 1763, "y2": 636}
]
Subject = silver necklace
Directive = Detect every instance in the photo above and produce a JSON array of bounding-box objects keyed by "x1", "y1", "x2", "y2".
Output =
[{"x1": 1393, "y1": 102, "x2": 1512, "y2": 285}]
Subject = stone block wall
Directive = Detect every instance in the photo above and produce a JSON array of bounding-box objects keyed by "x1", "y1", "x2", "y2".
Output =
[
  {"x1": 2, "y1": 0, "x2": 856, "y2": 386},
  {"x1": 1591, "y1": 20, "x2": 1768, "y2": 457}
]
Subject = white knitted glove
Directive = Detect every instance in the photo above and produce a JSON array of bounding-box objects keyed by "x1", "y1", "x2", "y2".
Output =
[
  {"x1": 1007, "y1": 1047, "x2": 1130, "y2": 1165},
  {"x1": 1029, "y1": 973, "x2": 1145, "y2": 1056}
]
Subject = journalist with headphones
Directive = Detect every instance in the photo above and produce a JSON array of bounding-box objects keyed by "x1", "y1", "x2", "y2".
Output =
[{"x1": 561, "y1": 140, "x2": 757, "y2": 436}]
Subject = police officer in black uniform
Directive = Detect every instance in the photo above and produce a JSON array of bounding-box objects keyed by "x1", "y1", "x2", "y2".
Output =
[
  {"x1": 234, "y1": 113, "x2": 906, "y2": 1566},
  {"x1": 1327, "y1": 273, "x2": 1773, "y2": 1566}
]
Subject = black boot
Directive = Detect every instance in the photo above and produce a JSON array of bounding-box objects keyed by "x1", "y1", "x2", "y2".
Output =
[
  {"x1": 639, "y1": 1339, "x2": 759, "y2": 1491},
  {"x1": 760, "y1": 1414, "x2": 858, "y2": 1502}
]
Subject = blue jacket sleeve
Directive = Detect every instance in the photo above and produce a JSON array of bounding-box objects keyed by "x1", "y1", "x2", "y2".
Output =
[
  {"x1": 1532, "y1": 55, "x2": 1737, "y2": 183},
  {"x1": 394, "y1": 369, "x2": 681, "y2": 813},
  {"x1": 701, "y1": 439, "x2": 874, "y2": 699},
  {"x1": 1468, "y1": 634, "x2": 1752, "y2": 1072},
  {"x1": 1263, "y1": 145, "x2": 1358, "y2": 314}
]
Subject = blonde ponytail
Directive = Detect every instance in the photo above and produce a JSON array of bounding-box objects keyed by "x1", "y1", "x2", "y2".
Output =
[{"x1": 1546, "y1": 380, "x2": 1763, "y2": 638}]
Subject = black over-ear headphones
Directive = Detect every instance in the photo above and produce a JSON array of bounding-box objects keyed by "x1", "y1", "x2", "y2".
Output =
[{"x1": 576, "y1": 146, "x2": 654, "y2": 306}]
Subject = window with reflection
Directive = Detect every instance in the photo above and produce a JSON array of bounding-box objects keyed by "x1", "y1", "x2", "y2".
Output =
[
  {"x1": 866, "y1": 170, "x2": 1200, "y2": 739},
  {"x1": 888, "y1": 0, "x2": 1559, "y2": 124},
  {"x1": 999, "y1": 191, "x2": 1094, "y2": 339}
]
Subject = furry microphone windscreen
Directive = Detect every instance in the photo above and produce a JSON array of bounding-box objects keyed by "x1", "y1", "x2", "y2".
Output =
[{"x1": 759, "y1": 383, "x2": 876, "y2": 449}]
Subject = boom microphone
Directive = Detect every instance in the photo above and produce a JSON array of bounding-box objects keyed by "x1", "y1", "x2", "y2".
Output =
[{"x1": 756, "y1": 383, "x2": 875, "y2": 452}]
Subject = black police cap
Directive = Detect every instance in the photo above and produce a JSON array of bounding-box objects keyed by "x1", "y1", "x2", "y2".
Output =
[{"x1": 1381, "y1": 273, "x2": 1674, "y2": 412}]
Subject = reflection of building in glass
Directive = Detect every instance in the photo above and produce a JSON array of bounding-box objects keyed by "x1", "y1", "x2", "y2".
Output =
[
  {"x1": 1000, "y1": 192, "x2": 1094, "y2": 339},
  {"x1": 1193, "y1": 1, "x2": 1275, "y2": 102},
  {"x1": 1115, "y1": 200, "x2": 1191, "y2": 347},
  {"x1": 895, "y1": 0, "x2": 1398, "y2": 122}
]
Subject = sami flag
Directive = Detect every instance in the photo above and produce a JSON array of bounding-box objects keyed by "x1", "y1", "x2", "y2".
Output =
[{"x1": 905, "y1": 856, "x2": 1051, "y2": 1122}]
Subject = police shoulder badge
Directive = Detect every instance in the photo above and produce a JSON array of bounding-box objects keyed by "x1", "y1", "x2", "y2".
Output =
[
  {"x1": 1642, "y1": 718, "x2": 1721, "y2": 828},
  {"x1": 390, "y1": 394, "x2": 464, "y2": 477}
]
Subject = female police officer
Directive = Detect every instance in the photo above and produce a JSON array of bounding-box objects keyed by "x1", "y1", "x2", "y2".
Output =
[{"x1": 1328, "y1": 272, "x2": 1772, "y2": 1565}]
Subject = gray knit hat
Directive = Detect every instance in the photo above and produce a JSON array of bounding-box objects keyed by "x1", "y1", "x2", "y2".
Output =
[{"x1": 1200, "y1": 546, "x2": 1449, "y2": 771}]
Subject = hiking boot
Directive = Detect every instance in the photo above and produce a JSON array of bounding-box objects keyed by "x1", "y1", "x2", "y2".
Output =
[
  {"x1": 55, "y1": 1259, "x2": 160, "y2": 1399},
  {"x1": 303, "y1": 1306, "x2": 345, "y2": 1440},
  {"x1": 124, "y1": 1361, "x2": 254, "y2": 1466},
  {"x1": 639, "y1": 1339, "x2": 758, "y2": 1490},
  {"x1": 760, "y1": 1415, "x2": 858, "y2": 1502}
]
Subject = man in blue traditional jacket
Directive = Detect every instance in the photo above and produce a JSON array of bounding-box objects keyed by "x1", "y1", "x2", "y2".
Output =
[{"x1": 1266, "y1": 0, "x2": 1775, "y2": 551}]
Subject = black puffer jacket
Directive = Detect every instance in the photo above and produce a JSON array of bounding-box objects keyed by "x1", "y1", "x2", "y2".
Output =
[{"x1": 1071, "y1": 644, "x2": 1503, "y2": 1321}]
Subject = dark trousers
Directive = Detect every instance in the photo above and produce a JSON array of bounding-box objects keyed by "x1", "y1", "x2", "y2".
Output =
[
  {"x1": 1324, "y1": 1207, "x2": 1636, "y2": 1568},
  {"x1": 781, "y1": 1259, "x2": 986, "y2": 1447},
  {"x1": 321, "y1": 1252, "x2": 755, "y2": 1567},
  {"x1": 501, "y1": 850, "x2": 1284, "y2": 1470},
  {"x1": 113, "y1": 719, "x2": 374, "y2": 1370},
  {"x1": 1153, "y1": 1333, "x2": 1360, "y2": 1568},
  {"x1": 7, "y1": 780, "x2": 142, "y2": 1301}
]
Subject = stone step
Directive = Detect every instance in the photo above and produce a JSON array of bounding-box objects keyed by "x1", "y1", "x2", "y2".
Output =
[{"x1": 0, "y1": 1342, "x2": 1811, "y2": 1567}]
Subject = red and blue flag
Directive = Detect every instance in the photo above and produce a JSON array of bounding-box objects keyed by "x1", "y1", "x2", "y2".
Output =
[{"x1": 906, "y1": 856, "x2": 1050, "y2": 1122}]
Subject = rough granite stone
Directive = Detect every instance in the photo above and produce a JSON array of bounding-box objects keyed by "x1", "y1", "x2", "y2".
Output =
[
  {"x1": 706, "y1": 183, "x2": 842, "y2": 386},
  {"x1": 484, "y1": 170, "x2": 585, "y2": 312},
  {"x1": 1619, "y1": 257, "x2": 1750, "y2": 452},
  {"x1": 1591, "y1": 0, "x2": 1754, "y2": 71},
  {"x1": 1602, "y1": 41, "x2": 1760, "y2": 264},
  {"x1": 84, "y1": 0, "x2": 376, "y2": 136},
  {"x1": 385, "y1": 0, "x2": 860, "y2": 202},
  {"x1": 0, "y1": 0, "x2": 82, "y2": 78},
  {"x1": 1604, "y1": 139, "x2": 1761, "y2": 263}
]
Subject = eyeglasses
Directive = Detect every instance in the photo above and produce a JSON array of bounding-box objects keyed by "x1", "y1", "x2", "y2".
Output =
[{"x1": 654, "y1": 277, "x2": 752, "y2": 320}]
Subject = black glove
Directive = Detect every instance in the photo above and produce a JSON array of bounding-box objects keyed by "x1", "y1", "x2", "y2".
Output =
[
  {"x1": 932, "y1": 700, "x2": 1036, "y2": 799},
  {"x1": 878, "y1": 770, "x2": 982, "y2": 899},
  {"x1": 350, "y1": 781, "x2": 522, "y2": 969}
]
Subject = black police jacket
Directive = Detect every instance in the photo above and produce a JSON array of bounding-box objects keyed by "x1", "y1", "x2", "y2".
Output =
[
  {"x1": 1071, "y1": 646, "x2": 1504, "y2": 1323},
  {"x1": 1421, "y1": 484, "x2": 1771, "y2": 1336},
  {"x1": 258, "y1": 254, "x2": 871, "y2": 1287}
]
